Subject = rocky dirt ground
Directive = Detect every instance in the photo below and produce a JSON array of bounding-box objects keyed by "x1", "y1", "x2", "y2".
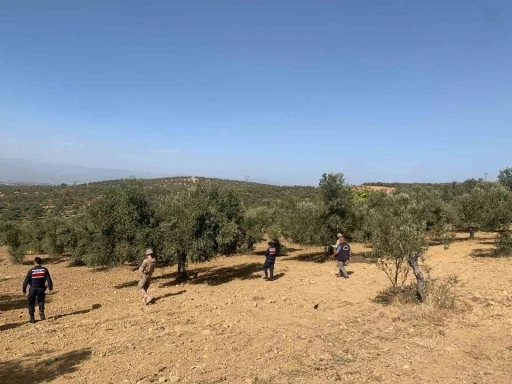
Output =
[{"x1": 1, "y1": 233, "x2": 512, "y2": 384}]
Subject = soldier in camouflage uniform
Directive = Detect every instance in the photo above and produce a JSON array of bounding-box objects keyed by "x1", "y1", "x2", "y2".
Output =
[{"x1": 134, "y1": 249, "x2": 157, "y2": 305}]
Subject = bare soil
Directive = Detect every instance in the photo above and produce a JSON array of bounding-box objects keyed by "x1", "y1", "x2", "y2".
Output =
[{"x1": 1, "y1": 233, "x2": 511, "y2": 384}]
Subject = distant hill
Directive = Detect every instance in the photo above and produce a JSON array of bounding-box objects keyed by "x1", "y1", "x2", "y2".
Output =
[
  {"x1": 0, "y1": 175, "x2": 319, "y2": 221},
  {"x1": 0, "y1": 180, "x2": 53, "y2": 186},
  {"x1": 0, "y1": 158, "x2": 165, "y2": 185},
  {"x1": 0, "y1": 158, "x2": 282, "y2": 186}
]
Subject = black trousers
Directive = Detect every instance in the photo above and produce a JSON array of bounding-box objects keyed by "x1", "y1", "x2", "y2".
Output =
[
  {"x1": 263, "y1": 261, "x2": 275, "y2": 277},
  {"x1": 27, "y1": 288, "x2": 46, "y2": 315}
]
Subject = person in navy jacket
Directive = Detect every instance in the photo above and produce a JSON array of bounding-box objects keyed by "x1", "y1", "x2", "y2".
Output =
[
  {"x1": 23, "y1": 257, "x2": 53, "y2": 323},
  {"x1": 333, "y1": 235, "x2": 351, "y2": 279},
  {"x1": 263, "y1": 242, "x2": 278, "y2": 281}
]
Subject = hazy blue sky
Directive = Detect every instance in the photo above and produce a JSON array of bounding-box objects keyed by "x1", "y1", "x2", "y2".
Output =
[{"x1": 1, "y1": 0, "x2": 510, "y2": 185}]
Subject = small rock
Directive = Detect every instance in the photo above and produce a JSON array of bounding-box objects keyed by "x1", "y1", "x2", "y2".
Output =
[
  {"x1": 313, "y1": 304, "x2": 319, "y2": 310},
  {"x1": 403, "y1": 365, "x2": 410, "y2": 370},
  {"x1": 159, "y1": 377, "x2": 168, "y2": 383},
  {"x1": 168, "y1": 372, "x2": 180, "y2": 383},
  {"x1": 201, "y1": 330, "x2": 211, "y2": 335},
  {"x1": 488, "y1": 301, "x2": 498, "y2": 306},
  {"x1": 281, "y1": 297, "x2": 287, "y2": 302}
]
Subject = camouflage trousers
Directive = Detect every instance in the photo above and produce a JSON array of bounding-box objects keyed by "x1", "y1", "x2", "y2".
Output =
[{"x1": 137, "y1": 274, "x2": 152, "y2": 291}]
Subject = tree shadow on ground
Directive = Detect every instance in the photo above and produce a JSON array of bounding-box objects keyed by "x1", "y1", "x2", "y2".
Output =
[
  {"x1": 284, "y1": 251, "x2": 330, "y2": 263},
  {"x1": 261, "y1": 272, "x2": 286, "y2": 281},
  {"x1": 477, "y1": 241, "x2": 495, "y2": 245},
  {"x1": 21, "y1": 256, "x2": 67, "y2": 266},
  {"x1": 373, "y1": 286, "x2": 419, "y2": 306},
  {"x1": 161, "y1": 263, "x2": 262, "y2": 287},
  {"x1": 470, "y1": 248, "x2": 494, "y2": 258},
  {"x1": 284, "y1": 252, "x2": 370, "y2": 264},
  {"x1": 65, "y1": 260, "x2": 90, "y2": 268},
  {"x1": 450, "y1": 235, "x2": 493, "y2": 243},
  {"x1": 0, "y1": 348, "x2": 92, "y2": 384},
  {"x1": 113, "y1": 272, "x2": 176, "y2": 289},
  {"x1": 284, "y1": 247, "x2": 303, "y2": 253},
  {"x1": 0, "y1": 294, "x2": 27, "y2": 312},
  {"x1": 0, "y1": 321, "x2": 27, "y2": 332},
  {"x1": 51, "y1": 304, "x2": 102, "y2": 321},
  {"x1": 1, "y1": 304, "x2": 102, "y2": 332},
  {"x1": 253, "y1": 247, "x2": 302, "y2": 256},
  {"x1": 152, "y1": 290, "x2": 186, "y2": 304}
]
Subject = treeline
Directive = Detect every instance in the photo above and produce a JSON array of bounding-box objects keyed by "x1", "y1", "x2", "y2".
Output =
[
  {"x1": 1, "y1": 169, "x2": 512, "y2": 300},
  {"x1": 0, "y1": 177, "x2": 319, "y2": 221}
]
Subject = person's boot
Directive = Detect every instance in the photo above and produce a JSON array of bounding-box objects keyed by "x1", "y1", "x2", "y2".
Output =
[
  {"x1": 29, "y1": 315, "x2": 36, "y2": 324},
  {"x1": 39, "y1": 311, "x2": 46, "y2": 321}
]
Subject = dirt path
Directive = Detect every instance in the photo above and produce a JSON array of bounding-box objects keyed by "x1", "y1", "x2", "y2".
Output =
[{"x1": 1, "y1": 234, "x2": 511, "y2": 383}]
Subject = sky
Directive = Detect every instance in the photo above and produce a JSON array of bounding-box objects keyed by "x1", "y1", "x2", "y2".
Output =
[{"x1": 0, "y1": 0, "x2": 511, "y2": 186}]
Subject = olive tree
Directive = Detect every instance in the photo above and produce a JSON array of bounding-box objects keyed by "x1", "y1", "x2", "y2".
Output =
[
  {"x1": 156, "y1": 185, "x2": 245, "y2": 277},
  {"x1": 498, "y1": 167, "x2": 512, "y2": 191},
  {"x1": 319, "y1": 173, "x2": 353, "y2": 242},
  {"x1": 367, "y1": 193, "x2": 452, "y2": 302},
  {"x1": 454, "y1": 188, "x2": 485, "y2": 239},
  {"x1": 281, "y1": 200, "x2": 324, "y2": 246},
  {"x1": 67, "y1": 180, "x2": 157, "y2": 267},
  {"x1": 242, "y1": 206, "x2": 273, "y2": 252}
]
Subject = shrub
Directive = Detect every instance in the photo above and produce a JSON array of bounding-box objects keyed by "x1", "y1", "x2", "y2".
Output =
[
  {"x1": 1, "y1": 221, "x2": 28, "y2": 263},
  {"x1": 493, "y1": 231, "x2": 512, "y2": 257},
  {"x1": 427, "y1": 274, "x2": 463, "y2": 310}
]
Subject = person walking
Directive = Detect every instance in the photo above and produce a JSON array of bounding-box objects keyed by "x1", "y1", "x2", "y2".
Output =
[
  {"x1": 263, "y1": 241, "x2": 277, "y2": 281},
  {"x1": 134, "y1": 249, "x2": 157, "y2": 305},
  {"x1": 331, "y1": 233, "x2": 343, "y2": 252},
  {"x1": 22, "y1": 257, "x2": 53, "y2": 323},
  {"x1": 333, "y1": 235, "x2": 351, "y2": 279}
]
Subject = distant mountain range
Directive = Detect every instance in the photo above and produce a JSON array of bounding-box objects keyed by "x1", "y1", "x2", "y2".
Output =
[
  {"x1": 0, "y1": 158, "x2": 166, "y2": 185},
  {"x1": 0, "y1": 158, "x2": 281, "y2": 186}
]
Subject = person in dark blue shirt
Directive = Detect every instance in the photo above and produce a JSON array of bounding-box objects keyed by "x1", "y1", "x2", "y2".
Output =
[
  {"x1": 22, "y1": 257, "x2": 53, "y2": 323},
  {"x1": 333, "y1": 236, "x2": 351, "y2": 279},
  {"x1": 263, "y1": 242, "x2": 277, "y2": 281}
]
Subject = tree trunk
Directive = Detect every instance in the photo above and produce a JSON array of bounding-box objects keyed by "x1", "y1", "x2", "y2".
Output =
[
  {"x1": 177, "y1": 253, "x2": 188, "y2": 278},
  {"x1": 408, "y1": 253, "x2": 427, "y2": 302},
  {"x1": 469, "y1": 227, "x2": 475, "y2": 240}
]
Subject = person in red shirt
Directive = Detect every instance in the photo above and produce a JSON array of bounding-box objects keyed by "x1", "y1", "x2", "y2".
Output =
[
  {"x1": 263, "y1": 242, "x2": 277, "y2": 281},
  {"x1": 23, "y1": 257, "x2": 53, "y2": 323}
]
